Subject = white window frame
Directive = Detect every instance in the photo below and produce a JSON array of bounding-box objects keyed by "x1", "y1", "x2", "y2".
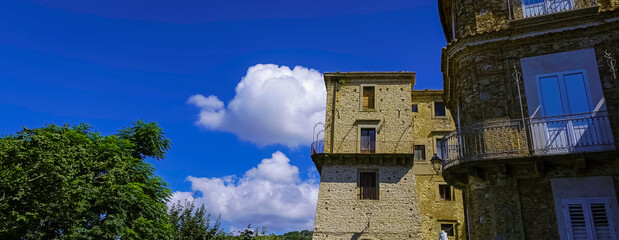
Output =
[{"x1": 535, "y1": 69, "x2": 592, "y2": 117}]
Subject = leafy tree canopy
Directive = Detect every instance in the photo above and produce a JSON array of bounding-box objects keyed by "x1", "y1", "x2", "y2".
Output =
[
  {"x1": 169, "y1": 195, "x2": 222, "y2": 240},
  {"x1": 0, "y1": 121, "x2": 173, "y2": 239}
]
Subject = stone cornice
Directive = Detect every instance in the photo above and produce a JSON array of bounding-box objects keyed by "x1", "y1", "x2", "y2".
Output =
[
  {"x1": 412, "y1": 89, "x2": 444, "y2": 98},
  {"x1": 311, "y1": 153, "x2": 414, "y2": 174},
  {"x1": 324, "y1": 72, "x2": 415, "y2": 81}
]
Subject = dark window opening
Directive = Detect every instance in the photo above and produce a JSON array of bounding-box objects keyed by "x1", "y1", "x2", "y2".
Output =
[
  {"x1": 360, "y1": 128, "x2": 376, "y2": 153},
  {"x1": 435, "y1": 102, "x2": 446, "y2": 117},
  {"x1": 359, "y1": 172, "x2": 378, "y2": 200},
  {"x1": 363, "y1": 86, "x2": 375, "y2": 109},
  {"x1": 436, "y1": 138, "x2": 445, "y2": 160},
  {"x1": 441, "y1": 223, "x2": 455, "y2": 236},
  {"x1": 439, "y1": 184, "x2": 452, "y2": 201},
  {"x1": 412, "y1": 104, "x2": 418, "y2": 112},
  {"x1": 414, "y1": 145, "x2": 425, "y2": 160}
]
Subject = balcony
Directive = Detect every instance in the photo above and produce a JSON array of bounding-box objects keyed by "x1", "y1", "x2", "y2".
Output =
[
  {"x1": 311, "y1": 140, "x2": 415, "y2": 155},
  {"x1": 441, "y1": 111, "x2": 616, "y2": 169},
  {"x1": 513, "y1": 0, "x2": 598, "y2": 20}
]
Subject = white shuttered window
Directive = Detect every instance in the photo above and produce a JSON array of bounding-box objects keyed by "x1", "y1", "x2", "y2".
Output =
[{"x1": 563, "y1": 198, "x2": 617, "y2": 240}]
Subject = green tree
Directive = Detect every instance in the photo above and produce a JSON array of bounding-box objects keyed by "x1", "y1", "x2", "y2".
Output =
[
  {"x1": 0, "y1": 121, "x2": 173, "y2": 239},
  {"x1": 169, "y1": 195, "x2": 221, "y2": 240},
  {"x1": 281, "y1": 230, "x2": 312, "y2": 240}
]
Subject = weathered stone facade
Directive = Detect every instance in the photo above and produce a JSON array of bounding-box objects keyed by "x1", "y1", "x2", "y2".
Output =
[
  {"x1": 439, "y1": 0, "x2": 619, "y2": 239},
  {"x1": 312, "y1": 73, "x2": 465, "y2": 239},
  {"x1": 412, "y1": 90, "x2": 466, "y2": 240}
]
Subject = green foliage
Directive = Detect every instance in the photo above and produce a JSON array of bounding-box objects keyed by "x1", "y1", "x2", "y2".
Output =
[
  {"x1": 169, "y1": 195, "x2": 221, "y2": 240},
  {"x1": 209, "y1": 227, "x2": 312, "y2": 240},
  {"x1": 281, "y1": 230, "x2": 312, "y2": 240},
  {"x1": 0, "y1": 121, "x2": 173, "y2": 239}
]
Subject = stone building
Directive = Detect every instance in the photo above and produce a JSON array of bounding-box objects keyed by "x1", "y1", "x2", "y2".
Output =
[
  {"x1": 438, "y1": 0, "x2": 619, "y2": 239},
  {"x1": 412, "y1": 89, "x2": 466, "y2": 240},
  {"x1": 310, "y1": 72, "x2": 465, "y2": 239}
]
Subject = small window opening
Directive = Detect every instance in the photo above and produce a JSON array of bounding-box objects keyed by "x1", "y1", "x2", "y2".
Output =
[
  {"x1": 359, "y1": 172, "x2": 378, "y2": 200},
  {"x1": 363, "y1": 86, "x2": 375, "y2": 110},
  {"x1": 435, "y1": 102, "x2": 446, "y2": 117},
  {"x1": 360, "y1": 128, "x2": 376, "y2": 153},
  {"x1": 441, "y1": 223, "x2": 455, "y2": 236},
  {"x1": 414, "y1": 145, "x2": 426, "y2": 160},
  {"x1": 412, "y1": 104, "x2": 418, "y2": 112},
  {"x1": 436, "y1": 138, "x2": 445, "y2": 160},
  {"x1": 439, "y1": 184, "x2": 452, "y2": 201}
]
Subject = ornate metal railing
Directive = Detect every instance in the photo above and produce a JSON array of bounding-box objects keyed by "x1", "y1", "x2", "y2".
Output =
[
  {"x1": 442, "y1": 111, "x2": 616, "y2": 169},
  {"x1": 311, "y1": 139, "x2": 325, "y2": 155},
  {"x1": 311, "y1": 139, "x2": 416, "y2": 155},
  {"x1": 513, "y1": 0, "x2": 598, "y2": 19}
]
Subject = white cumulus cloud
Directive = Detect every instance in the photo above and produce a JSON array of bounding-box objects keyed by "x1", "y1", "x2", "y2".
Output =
[
  {"x1": 188, "y1": 64, "x2": 326, "y2": 147},
  {"x1": 171, "y1": 151, "x2": 319, "y2": 232}
]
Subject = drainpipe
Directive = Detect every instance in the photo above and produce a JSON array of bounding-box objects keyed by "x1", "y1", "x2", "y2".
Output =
[
  {"x1": 466, "y1": 207, "x2": 471, "y2": 240},
  {"x1": 330, "y1": 79, "x2": 338, "y2": 153}
]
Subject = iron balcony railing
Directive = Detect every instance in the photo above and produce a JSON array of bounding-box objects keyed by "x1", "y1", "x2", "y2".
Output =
[
  {"x1": 311, "y1": 140, "x2": 416, "y2": 155},
  {"x1": 514, "y1": 0, "x2": 598, "y2": 19},
  {"x1": 441, "y1": 111, "x2": 616, "y2": 169}
]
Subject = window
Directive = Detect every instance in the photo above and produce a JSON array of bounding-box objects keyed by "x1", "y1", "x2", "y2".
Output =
[
  {"x1": 533, "y1": 70, "x2": 613, "y2": 152},
  {"x1": 436, "y1": 138, "x2": 445, "y2": 160},
  {"x1": 414, "y1": 145, "x2": 425, "y2": 160},
  {"x1": 538, "y1": 71, "x2": 590, "y2": 116},
  {"x1": 441, "y1": 223, "x2": 455, "y2": 237},
  {"x1": 362, "y1": 86, "x2": 375, "y2": 110},
  {"x1": 360, "y1": 128, "x2": 376, "y2": 153},
  {"x1": 434, "y1": 102, "x2": 446, "y2": 117},
  {"x1": 439, "y1": 184, "x2": 452, "y2": 201},
  {"x1": 359, "y1": 171, "x2": 378, "y2": 200},
  {"x1": 563, "y1": 198, "x2": 617, "y2": 240},
  {"x1": 412, "y1": 104, "x2": 418, "y2": 112}
]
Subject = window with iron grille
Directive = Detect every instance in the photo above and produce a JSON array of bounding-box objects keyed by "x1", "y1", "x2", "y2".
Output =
[
  {"x1": 563, "y1": 198, "x2": 617, "y2": 240},
  {"x1": 359, "y1": 171, "x2": 378, "y2": 200},
  {"x1": 362, "y1": 86, "x2": 375, "y2": 110},
  {"x1": 441, "y1": 223, "x2": 455, "y2": 237},
  {"x1": 414, "y1": 145, "x2": 425, "y2": 160},
  {"x1": 360, "y1": 128, "x2": 376, "y2": 153},
  {"x1": 412, "y1": 104, "x2": 418, "y2": 112},
  {"x1": 522, "y1": 0, "x2": 575, "y2": 18},
  {"x1": 439, "y1": 184, "x2": 452, "y2": 201}
]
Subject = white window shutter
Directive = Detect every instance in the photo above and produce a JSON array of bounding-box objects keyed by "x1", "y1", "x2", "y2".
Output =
[
  {"x1": 563, "y1": 198, "x2": 617, "y2": 240},
  {"x1": 590, "y1": 202, "x2": 614, "y2": 240},
  {"x1": 566, "y1": 202, "x2": 590, "y2": 240}
]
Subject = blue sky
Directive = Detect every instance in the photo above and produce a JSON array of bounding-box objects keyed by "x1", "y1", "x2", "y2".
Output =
[{"x1": 0, "y1": 0, "x2": 446, "y2": 233}]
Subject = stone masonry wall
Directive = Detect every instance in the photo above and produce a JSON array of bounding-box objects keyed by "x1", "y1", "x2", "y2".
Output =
[
  {"x1": 324, "y1": 76, "x2": 414, "y2": 154},
  {"x1": 313, "y1": 164, "x2": 422, "y2": 239},
  {"x1": 412, "y1": 90, "x2": 455, "y2": 158},
  {"x1": 440, "y1": 2, "x2": 619, "y2": 240},
  {"x1": 415, "y1": 174, "x2": 466, "y2": 240},
  {"x1": 451, "y1": 0, "x2": 616, "y2": 39}
]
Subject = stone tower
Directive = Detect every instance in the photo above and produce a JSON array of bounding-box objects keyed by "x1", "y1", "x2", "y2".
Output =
[
  {"x1": 438, "y1": 0, "x2": 619, "y2": 239},
  {"x1": 311, "y1": 72, "x2": 466, "y2": 239}
]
